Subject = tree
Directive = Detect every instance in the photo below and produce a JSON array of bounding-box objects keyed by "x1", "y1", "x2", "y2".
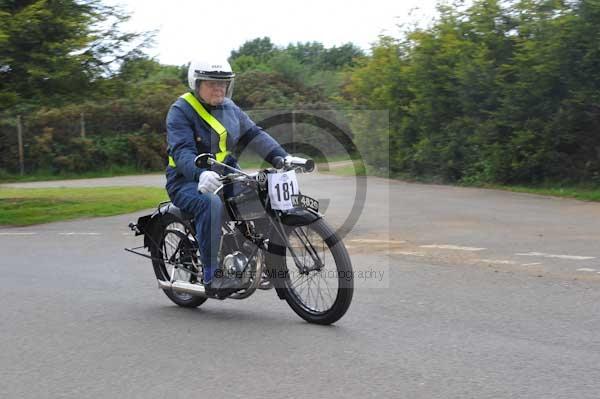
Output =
[
  {"x1": 284, "y1": 41, "x2": 364, "y2": 69},
  {"x1": 229, "y1": 36, "x2": 277, "y2": 63},
  {"x1": 344, "y1": 0, "x2": 600, "y2": 183},
  {"x1": 285, "y1": 41, "x2": 325, "y2": 65},
  {"x1": 0, "y1": 0, "x2": 153, "y2": 110},
  {"x1": 320, "y1": 43, "x2": 364, "y2": 69}
]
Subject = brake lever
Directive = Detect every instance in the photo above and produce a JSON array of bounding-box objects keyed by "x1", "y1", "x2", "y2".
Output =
[{"x1": 207, "y1": 158, "x2": 251, "y2": 177}]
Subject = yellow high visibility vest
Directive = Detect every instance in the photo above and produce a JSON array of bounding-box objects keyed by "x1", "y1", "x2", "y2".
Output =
[{"x1": 168, "y1": 92, "x2": 230, "y2": 168}]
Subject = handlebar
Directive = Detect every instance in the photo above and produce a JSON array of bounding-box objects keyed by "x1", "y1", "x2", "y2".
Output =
[
  {"x1": 194, "y1": 153, "x2": 315, "y2": 196},
  {"x1": 195, "y1": 153, "x2": 315, "y2": 177},
  {"x1": 272, "y1": 156, "x2": 315, "y2": 173}
]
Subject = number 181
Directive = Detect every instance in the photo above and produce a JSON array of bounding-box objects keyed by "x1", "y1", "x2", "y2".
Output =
[{"x1": 275, "y1": 182, "x2": 294, "y2": 201}]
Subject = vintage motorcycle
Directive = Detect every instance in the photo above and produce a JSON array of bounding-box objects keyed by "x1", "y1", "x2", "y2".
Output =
[{"x1": 126, "y1": 154, "x2": 353, "y2": 325}]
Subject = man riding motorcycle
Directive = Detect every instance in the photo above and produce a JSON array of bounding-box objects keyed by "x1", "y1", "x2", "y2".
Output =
[{"x1": 165, "y1": 57, "x2": 288, "y2": 297}]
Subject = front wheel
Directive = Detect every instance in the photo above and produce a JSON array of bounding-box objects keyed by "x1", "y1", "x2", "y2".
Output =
[{"x1": 281, "y1": 219, "x2": 353, "y2": 325}]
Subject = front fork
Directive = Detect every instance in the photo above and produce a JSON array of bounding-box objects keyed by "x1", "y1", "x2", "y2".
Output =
[
  {"x1": 264, "y1": 213, "x2": 325, "y2": 300},
  {"x1": 271, "y1": 212, "x2": 323, "y2": 274}
]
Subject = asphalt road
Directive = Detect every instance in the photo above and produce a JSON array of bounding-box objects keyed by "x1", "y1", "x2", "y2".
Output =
[{"x1": 1, "y1": 172, "x2": 600, "y2": 398}]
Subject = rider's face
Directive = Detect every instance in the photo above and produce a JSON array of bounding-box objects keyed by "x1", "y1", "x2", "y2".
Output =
[{"x1": 198, "y1": 80, "x2": 228, "y2": 106}]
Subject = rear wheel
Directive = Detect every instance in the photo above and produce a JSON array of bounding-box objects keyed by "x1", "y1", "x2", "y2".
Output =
[
  {"x1": 281, "y1": 219, "x2": 353, "y2": 325},
  {"x1": 150, "y1": 214, "x2": 207, "y2": 308}
]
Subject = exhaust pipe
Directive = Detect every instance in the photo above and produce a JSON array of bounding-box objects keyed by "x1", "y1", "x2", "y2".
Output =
[{"x1": 157, "y1": 279, "x2": 206, "y2": 297}]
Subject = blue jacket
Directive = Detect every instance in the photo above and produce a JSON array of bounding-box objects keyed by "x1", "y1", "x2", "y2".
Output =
[{"x1": 165, "y1": 94, "x2": 287, "y2": 196}]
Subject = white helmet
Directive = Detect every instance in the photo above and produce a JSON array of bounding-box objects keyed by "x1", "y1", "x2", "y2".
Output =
[{"x1": 187, "y1": 58, "x2": 235, "y2": 98}]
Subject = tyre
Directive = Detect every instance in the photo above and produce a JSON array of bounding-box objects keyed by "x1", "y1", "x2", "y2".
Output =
[
  {"x1": 281, "y1": 218, "x2": 353, "y2": 325},
  {"x1": 150, "y1": 214, "x2": 207, "y2": 308}
]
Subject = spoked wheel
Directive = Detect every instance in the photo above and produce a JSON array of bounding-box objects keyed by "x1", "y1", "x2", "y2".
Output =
[
  {"x1": 282, "y1": 219, "x2": 353, "y2": 325},
  {"x1": 150, "y1": 216, "x2": 207, "y2": 308}
]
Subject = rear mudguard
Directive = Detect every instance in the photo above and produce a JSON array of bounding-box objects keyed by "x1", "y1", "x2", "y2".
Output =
[
  {"x1": 134, "y1": 202, "x2": 195, "y2": 281},
  {"x1": 135, "y1": 203, "x2": 194, "y2": 251}
]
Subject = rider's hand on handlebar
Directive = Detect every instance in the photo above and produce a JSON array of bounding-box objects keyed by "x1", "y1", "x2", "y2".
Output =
[{"x1": 198, "y1": 171, "x2": 221, "y2": 194}]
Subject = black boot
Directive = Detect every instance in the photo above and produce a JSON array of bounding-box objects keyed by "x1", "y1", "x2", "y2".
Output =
[{"x1": 204, "y1": 275, "x2": 244, "y2": 299}]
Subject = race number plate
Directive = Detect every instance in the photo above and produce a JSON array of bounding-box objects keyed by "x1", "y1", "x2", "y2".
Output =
[
  {"x1": 268, "y1": 171, "x2": 299, "y2": 210},
  {"x1": 291, "y1": 194, "x2": 319, "y2": 212}
]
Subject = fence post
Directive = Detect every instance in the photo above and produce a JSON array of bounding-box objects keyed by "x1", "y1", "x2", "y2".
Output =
[
  {"x1": 291, "y1": 110, "x2": 296, "y2": 154},
  {"x1": 80, "y1": 112, "x2": 86, "y2": 138},
  {"x1": 17, "y1": 115, "x2": 24, "y2": 176}
]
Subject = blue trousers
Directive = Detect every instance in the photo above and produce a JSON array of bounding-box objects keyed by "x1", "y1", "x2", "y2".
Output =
[{"x1": 170, "y1": 182, "x2": 223, "y2": 284}]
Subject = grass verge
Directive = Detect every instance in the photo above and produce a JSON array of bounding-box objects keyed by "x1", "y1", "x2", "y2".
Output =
[
  {"x1": 480, "y1": 184, "x2": 600, "y2": 202},
  {"x1": 320, "y1": 162, "x2": 366, "y2": 176},
  {"x1": 0, "y1": 187, "x2": 168, "y2": 226}
]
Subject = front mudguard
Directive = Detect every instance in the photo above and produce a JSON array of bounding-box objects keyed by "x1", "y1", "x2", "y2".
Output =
[{"x1": 278, "y1": 207, "x2": 321, "y2": 226}]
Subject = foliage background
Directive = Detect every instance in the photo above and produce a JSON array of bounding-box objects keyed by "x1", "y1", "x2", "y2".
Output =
[{"x1": 2, "y1": 0, "x2": 599, "y2": 187}]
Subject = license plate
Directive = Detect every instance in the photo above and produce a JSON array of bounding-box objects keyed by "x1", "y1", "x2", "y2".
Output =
[{"x1": 291, "y1": 194, "x2": 319, "y2": 212}]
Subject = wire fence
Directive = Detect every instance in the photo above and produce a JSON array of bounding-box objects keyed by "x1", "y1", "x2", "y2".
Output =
[
  {"x1": 0, "y1": 107, "x2": 357, "y2": 177},
  {"x1": 0, "y1": 110, "x2": 166, "y2": 176}
]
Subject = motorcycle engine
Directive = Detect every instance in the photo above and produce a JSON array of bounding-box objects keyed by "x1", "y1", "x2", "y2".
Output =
[{"x1": 222, "y1": 251, "x2": 251, "y2": 285}]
